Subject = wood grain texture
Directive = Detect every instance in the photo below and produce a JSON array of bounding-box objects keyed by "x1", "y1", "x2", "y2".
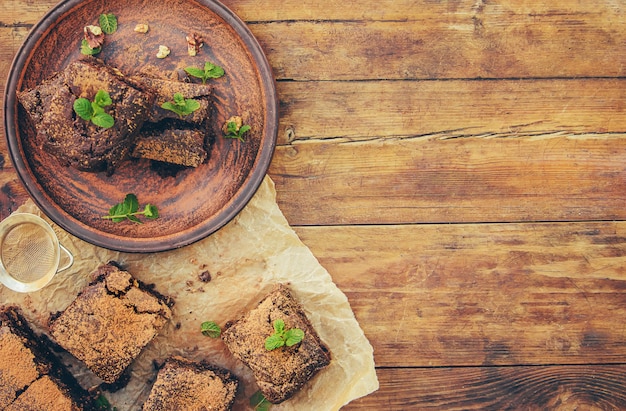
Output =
[
  {"x1": 343, "y1": 365, "x2": 626, "y2": 410},
  {"x1": 250, "y1": 19, "x2": 626, "y2": 80},
  {"x1": 270, "y1": 134, "x2": 626, "y2": 225},
  {"x1": 0, "y1": 1, "x2": 53, "y2": 26},
  {"x1": 3, "y1": 1, "x2": 626, "y2": 80},
  {"x1": 295, "y1": 222, "x2": 626, "y2": 366},
  {"x1": 275, "y1": 79, "x2": 626, "y2": 142}
]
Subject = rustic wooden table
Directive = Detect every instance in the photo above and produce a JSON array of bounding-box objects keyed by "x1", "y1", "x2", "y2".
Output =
[{"x1": 2, "y1": 1, "x2": 626, "y2": 409}]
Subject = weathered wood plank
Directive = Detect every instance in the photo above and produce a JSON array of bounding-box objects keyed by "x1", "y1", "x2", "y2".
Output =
[
  {"x1": 2, "y1": 2, "x2": 626, "y2": 80},
  {"x1": 4, "y1": 1, "x2": 623, "y2": 25},
  {"x1": 250, "y1": 16, "x2": 626, "y2": 80},
  {"x1": 269, "y1": 134, "x2": 626, "y2": 225},
  {"x1": 294, "y1": 222, "x2": 626, "y2": 366},
  {"x1": 0, "y1": 1, "x2": 53, "y2": 26},
  {"x1": 0, "y1": 27, "x2": 29, "y2": 190},
  {"x1": 276, "y1": 79, "x2": 626, "y2": 142},
  {"x1": 343, "y1": 365, "x2": 626, "y2": 410},
  {"x1": 0, "y1": 27, "x2": 28, "y2": 91}
]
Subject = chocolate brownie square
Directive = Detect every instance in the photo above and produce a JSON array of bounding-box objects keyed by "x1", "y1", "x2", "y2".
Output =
[
  {"x1": 0, "y1": 306, "x2": 94, "y2": 410},
  {"x1": 5, "y1": 375, "x2": 85, "y2": 411},
  {"x1": 221, "y1": 284, "x2": 331, "y2": 404},
  {"x1": 17, "y1": 59, "x2": 155, "y2": 173},
  {"x1": 49, "y1": 262, "x2": 173, "y2": 384},
  {"x1": 143, "y1": 356, "x2": 238, "y2": 411}
]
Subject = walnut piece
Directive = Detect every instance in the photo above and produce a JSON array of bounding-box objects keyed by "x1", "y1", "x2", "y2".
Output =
[
  {"x1": 156, "y1": 45, "x2": 171, "y2": 59},
  {"x1": 84, "y1": 25, "x2": 104, "y2": 49},
  {"x1": 134, "y1": 23, "x2": 149, "y2": 33},
  {"x1": 186, "y1": 33, "x2": 203, "y2": 56}
]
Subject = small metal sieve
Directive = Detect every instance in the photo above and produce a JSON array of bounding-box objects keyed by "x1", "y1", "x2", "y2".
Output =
[{"x1": 0, "y1": 213, "x2": 73, "y2": 293}]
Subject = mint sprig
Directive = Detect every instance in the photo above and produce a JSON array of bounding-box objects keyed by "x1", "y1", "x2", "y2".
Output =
[
  {"x1": 73, "y1": 89, "x2": 114, "y2": 128},
  {"x1": 184, "y1": 61, "x2": 225, "y2": 84},
  {"x1": 102, "y1": 194, "x2": 159, "y2": 224},
  {"x1": 161, "y1": 93, "x2": 201, "y2": 118},
  {"x1": 99, "y1": 13, "x2": 118, "y2": 34},
  {"x1": 264, "y1": 319, "x2": 304, "y2": 351},
  {"x1": 224, "y1": 121, "x2": 251, "y2": 142},
  {"x1": 200, "y1": 321, "x2": 221, "y2": 338}
]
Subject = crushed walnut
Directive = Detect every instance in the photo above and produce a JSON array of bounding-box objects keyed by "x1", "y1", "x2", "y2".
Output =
[
  {"x1": 84, "y1": 25, "x2": 104, "y2": 49},
  {"x1": 134, "y1": 23, "x2": 149, "y2": 33},
  {"x1": 156, "y1": 45, "x2": 171, "y2": 59},
  {"x1": 186, "y1": 33, "x2": 203, "y2": 56}
]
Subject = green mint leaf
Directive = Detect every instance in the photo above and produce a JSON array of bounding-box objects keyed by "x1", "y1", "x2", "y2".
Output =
[
  {"x1": 112, "y1": 199, "x2": 131, "y2": 216},
  {"x1": 173, "y1": 93, "x2": 186, "y2": 107},
  {"x1": 103, "y1": 194, "x2": 159, "y2": 223},
  {"x1": 226, "y1": 121, "x2": 238, "y2": 135},
  {"x1": 143, "y1": 204, "x2": 159, "y2": 219},
  {"x1": 80, "y1": 39, "x2": 101, "y2": 55},
  {"x1": 108, "y1": 203, "x2": 128, "y2": 223},
  {"x1": 205, "y1": 62, "x2": 225, "y2": 79},
  {"x1": 127, "y1": 215, "x2": 142, "y2": 224},
  {"x1": 224, "y1": 120, "x2": 251, "y2": 142},
  {"x1": 91, "y1": 102, "x2": 105, "y2": 115},
  {"x1": 123, "y1": 194, "x2": 140, "y2": 214},
  {"x1": 74, "y1": 91, "x2": 114, "y2": 128},
  {"x1": 250, "y1": 391, "x2": 271, "y2": 411},
  {"x1": 184, "y1": 99, "x2": 201, "y2": 113},
  {"x1": 91, "y1": 112, "x2": 114, "y2": 129},
  {"x1": 73, "y1": 98, "x2": 93, "y2": 120},
  {"x1": 284, "y1": 328, "x2": 304, "y2": 347},
  {"x1": 237, "y1": 125, "x2": 251, "y2": 140},
  {"x1": 160, "y1": 101, "x2": 183, "y2": 117},
  {"x1": 200, "y1": 321, "x2": 221, "y2": 338},
  {"x1": 184, "y1": 67, "x2": 206, "y2": 79},
  {"x1": 184, "y1": 62, "x2": 225, "y2": 84},
  {"x1": 161, "y1": 94, "x2": 201, "y2": 118},
  {"x1": 99, "y1": 13, "x2": 118, "y2": 34},
  {"x1": 94, "y1": 89, "x2": 112, "y2": 107},
  {"x1": 265, "y1": 334, "x2": 285, "y2": 351},
  {"x1": 273, "y1": 319, "x2": 285, "y2": 334}
]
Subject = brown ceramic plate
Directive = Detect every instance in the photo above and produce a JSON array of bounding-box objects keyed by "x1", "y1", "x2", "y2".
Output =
[{"x1": 4, "y1": 0, "x2": 277, "y2": 252}]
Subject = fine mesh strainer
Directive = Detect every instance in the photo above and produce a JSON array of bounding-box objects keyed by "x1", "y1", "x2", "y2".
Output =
[{"x1": 0, "y1": 213, "x2": 73, "y2": 293}]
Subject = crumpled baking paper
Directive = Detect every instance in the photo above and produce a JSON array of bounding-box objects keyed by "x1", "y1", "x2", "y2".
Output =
[{"x1": 0, "y1": 176, "x2": 378, "y2": 410}]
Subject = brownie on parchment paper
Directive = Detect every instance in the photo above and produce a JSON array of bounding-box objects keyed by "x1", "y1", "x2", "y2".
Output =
[
  {"x1": 221, "y1": 284, "x2": 331, "y2": 404},
  {"x1": 143, "y1": 356, "x2": 238, "y2": 411},
  {"x1": 49, "y1": 262, "x2": 173, "y2": 384},
  {"x1": 0, "y1": 305, "x2": 95, "y2": 410}
]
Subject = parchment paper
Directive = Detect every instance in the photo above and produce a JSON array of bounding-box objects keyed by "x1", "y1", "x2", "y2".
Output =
[{"x1": 0, "y1": 176, "x2": 378, "y2": 410}]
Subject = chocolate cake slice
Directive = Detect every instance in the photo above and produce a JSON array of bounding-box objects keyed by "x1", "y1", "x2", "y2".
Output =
[
  {"x1": 221, "y1": 284, "x2": 331, "y2": 404},
  {"x1": 129, "y1": 76, "x2": 212, "y2": 124},
  {"x1": 142, "y1": 356, "x2": 238, "y2": 411},
  {"x1": 49, "y1": 262, "x2": 173, "y2": 384},
  {"x1": 132, "y1": 122, "x2": 208, "y2": 167},
  {"x1": 0, "y1": 306, "x2": 94, "y2": 410},
  {"x1": 17, "y1": 58, "x2": 155, "y2": 172}
]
